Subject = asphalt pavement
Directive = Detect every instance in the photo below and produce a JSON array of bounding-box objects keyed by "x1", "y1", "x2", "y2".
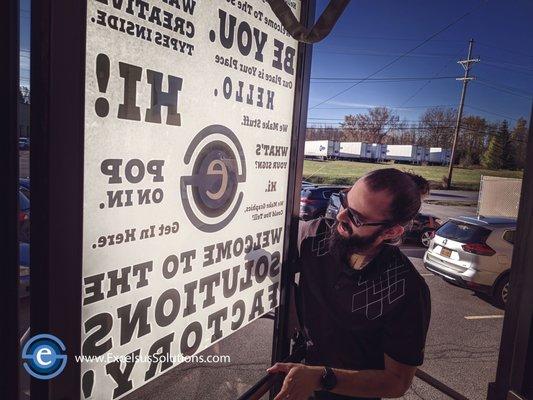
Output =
[{"x1": 402, "y1": 247, "x2": 503, "y2": 400}]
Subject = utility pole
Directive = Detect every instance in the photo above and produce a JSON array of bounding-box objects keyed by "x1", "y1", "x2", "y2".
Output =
[{"x1": 446, "y1": 39, "x2": 479, "y2": 189}]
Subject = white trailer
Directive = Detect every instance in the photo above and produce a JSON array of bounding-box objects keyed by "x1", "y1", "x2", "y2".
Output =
[
  {"x1": 428, "y1": 147, "x2": 451, "y2": 165},
  {"x1": 384, "y1": 144, "x2": 426, "y2": 164},
  {"x1": 477, "y1": 176, "x2": 522, "y2": 218},
  {"x1": 304, "y1": 140, "x2": 340, "y2": 160},
  {"x1": 338, "y1": 142, "x2": 388, "y2": 162},
  {"x1": 339, "y1": 142, "x2": 370, "y2": 160}
]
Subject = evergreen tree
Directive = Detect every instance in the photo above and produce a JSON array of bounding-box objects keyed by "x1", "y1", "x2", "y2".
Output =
[
  {"x1": 511, "y1": 118, "x2": 528, "y2": 169},
  {"x1": 501, "y1": 120, "x2": 517, "y2": 169},
  {"x1": 482, "y1": 120, "x2": 510, "y2": 170}
]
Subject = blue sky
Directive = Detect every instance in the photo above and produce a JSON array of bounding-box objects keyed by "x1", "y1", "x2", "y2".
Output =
[
  {"x1": 19, "y1": 0, "x2": 533, "y2": 126},
  {"x1": 309, "y1": 0, "x2": 533, "y2": 126}
]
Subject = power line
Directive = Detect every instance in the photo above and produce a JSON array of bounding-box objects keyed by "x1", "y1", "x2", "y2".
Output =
[
  {"x1": 305, "y1": 125, "x2": 528, "y2": 144},
  {"x1": 309, "y1": 104, "x2": 525, "y2": 123},
  {"x1": 476, "y1": 79, "x2": 533, "y2": 98},
  {"x1": 474, "y1": 80, "x2": 533, "y2": 100},
  {"x1": 479, "y1": 61, "x2": 533, "y2": 78},
  {"x1": 464, "y1": 105, "x2": 523, "y2": 122},
  {"x1": 307, "y1": 124, "x2": 458, "y2": 129},
  {"x1": 309, "y1": 2, "x2": 485, "y2": 110},
  {"x1": 309, "y1": 118, "x2": 458, "y2": 123},
  {"x1": 309, "y1": 107, "x2": 525, "y2": 125},
  {"x1": 401, "y1": 50, "x2": 464, "y2": 106},
  {"x1": 330, "y1": 33, "x2": 466, "y2": 44},
  {"x1": 311, "y1": 76, "x2": 458, "y2": 82},
  {"x1": 325, "y1": 36, "x2": 533, "y2": 63},
  {"x1": 314, "y1": 49, "x2": 460, "y2": 59},
  {"x1": 476, "y1": 41, "x2": 533, "y2": 59},
  {"x1": 310, "y1": 104, "x2": 456, "y2": 110},
  {"x1": 480, "y1": 58, "x2": 533, "y2": 71},
  {"x1": 308, "y1": 119, "x2": 465, "y2": 126}
]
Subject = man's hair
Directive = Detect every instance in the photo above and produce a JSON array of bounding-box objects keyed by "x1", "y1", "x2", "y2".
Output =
[{"x1": 361, "y1": 168, "x2": 430, "y2": 226}]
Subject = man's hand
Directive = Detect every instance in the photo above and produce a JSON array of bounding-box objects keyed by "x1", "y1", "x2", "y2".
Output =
[{"x1": 267, "y1": 363, "x2": 323, "y2": 400}]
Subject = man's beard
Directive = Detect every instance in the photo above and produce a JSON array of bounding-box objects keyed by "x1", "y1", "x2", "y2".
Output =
[{"x1": 329, "y1": 221, "x2": 385, "y2": 262}]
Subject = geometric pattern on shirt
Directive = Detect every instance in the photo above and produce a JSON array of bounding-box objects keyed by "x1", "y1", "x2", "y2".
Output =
[
  {"x1": 311, "y1": 224, "x2": 333, "y2": 257},
  {"x1": 351, "y1": 262, "x2": 407, "y2": 320}
]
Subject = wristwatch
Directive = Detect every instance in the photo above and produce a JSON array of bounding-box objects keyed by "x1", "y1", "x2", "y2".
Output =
[{"x1": 320, "y1": 366, "x2": 337, "y2": 391}]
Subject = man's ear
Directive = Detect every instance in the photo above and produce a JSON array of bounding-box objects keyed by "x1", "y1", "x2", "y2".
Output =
[{"x1": 381, "y1": 224, "x2": 405, "y2": 241}]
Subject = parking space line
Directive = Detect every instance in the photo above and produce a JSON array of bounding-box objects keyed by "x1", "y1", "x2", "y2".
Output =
[
  {"x1": 464, "y1": 315, "x2": 504, "y2": 320},
  {"x1": 420, "y1": 273, "x2": 434, "y2": 277}
]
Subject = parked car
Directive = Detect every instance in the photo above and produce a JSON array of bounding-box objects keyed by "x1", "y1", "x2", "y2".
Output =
[
  {"x1": 325, "y1": 192, "x2": 341, "y2": 220},
  {"x1": 19, "y1": 242, "x2": 30, "y2": 298},
  {"x1": 301, "y1": 180, "x2": 314, "y2": 188},
  {"x1": 424, "y1": 216, "x2": 516, "y2": 308},
  {"x1": 325, "y1": 194, "x2": 441, "y2": 248},
  {"x1": 404, "y1": 213, "x2": 443, "y2": 247},
  {"x1": 19, "y1": 191, "x2": 30, "y2": 243},
  {"x1": 300, "y1": 185, "x2": 347, "y2": 220},
  {"x1": 19, "y1": 177, "x2": 30, "y2": 199}
]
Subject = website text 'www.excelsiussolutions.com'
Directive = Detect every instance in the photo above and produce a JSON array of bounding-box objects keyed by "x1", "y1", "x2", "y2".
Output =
[{"x1": 75, "y1": 352, "x2": 231, "y2": 364}]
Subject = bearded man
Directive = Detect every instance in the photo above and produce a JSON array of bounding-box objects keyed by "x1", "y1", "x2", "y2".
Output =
[{"x1": 268, "y1": 169, "x2": 431, "y2": 400}]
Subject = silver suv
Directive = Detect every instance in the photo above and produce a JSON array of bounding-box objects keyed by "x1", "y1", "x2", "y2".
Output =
[{"x1": 423, "y1": 216, "x2": 516, "y2": 308}]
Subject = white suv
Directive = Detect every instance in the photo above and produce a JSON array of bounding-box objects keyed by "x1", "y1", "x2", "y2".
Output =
[{"x1": 423, "y1": 216, "x2": 516, "y2": 308}]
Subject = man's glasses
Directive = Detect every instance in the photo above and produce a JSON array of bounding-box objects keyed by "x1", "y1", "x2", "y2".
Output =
[{"x1": 338, "y1": 190, "x2": 392, "y2": 228}]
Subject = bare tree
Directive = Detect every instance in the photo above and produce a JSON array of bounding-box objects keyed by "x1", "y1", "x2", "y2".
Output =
[
  {"x1": 417, "y1": 107, "x2": 456, "y2": 147},
  {"x1": 340, "y1": 107, "x2": 400, "y2": 143},
  {"x1": 458, "y1": 116, "x2": 489, "y2": 166},
  {"x1": 19, "y1": 86, "x2": 30, "y2": 104},
  {"x1": 306, "y1": 125, "x2": 342, "y2": 141}
]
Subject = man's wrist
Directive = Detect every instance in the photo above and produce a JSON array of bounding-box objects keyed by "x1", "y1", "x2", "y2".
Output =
[
  {"x1": 306, "y1": 366, "x2": 326, "y2": 390},
  {"x1": 319, "y1": 366, "x2": 338, "y2": 391}
]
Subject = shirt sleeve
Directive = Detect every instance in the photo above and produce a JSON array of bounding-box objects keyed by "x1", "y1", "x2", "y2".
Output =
[
  {"x1": 297, "y1": 219, "x2": 312, "y2": 256},
  {"x1": 382, "y1": 277, "x2": 431, "y2": 366}
]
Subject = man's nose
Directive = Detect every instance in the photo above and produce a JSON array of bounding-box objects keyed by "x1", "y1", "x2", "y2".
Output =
[{"x1": 337, "y1": 207, "x2": 350, "y2": 224}]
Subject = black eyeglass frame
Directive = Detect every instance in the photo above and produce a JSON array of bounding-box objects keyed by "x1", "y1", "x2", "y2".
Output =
[{"x1": 338, "y1": 190, "x2": 393, "y2": 228}]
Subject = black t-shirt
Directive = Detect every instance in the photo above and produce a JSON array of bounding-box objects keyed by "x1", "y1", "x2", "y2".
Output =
[{"x1": 297, "y1": 218, "x2": 431, "y2": 400}]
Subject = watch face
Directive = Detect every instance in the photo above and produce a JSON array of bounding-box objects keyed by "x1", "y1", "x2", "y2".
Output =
[{"x1": 322, "y1": 367, "x2": 337, "y2": 391}]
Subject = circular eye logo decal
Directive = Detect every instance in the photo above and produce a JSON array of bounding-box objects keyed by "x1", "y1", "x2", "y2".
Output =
[{"x1": 181, "y1": 125, "x2": 246, "y2": 232}]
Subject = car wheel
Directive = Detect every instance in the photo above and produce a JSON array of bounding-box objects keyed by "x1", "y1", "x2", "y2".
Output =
[
  {"x1": 493, "y1": 275, "x2": 510, "y2": 309},
  {"x1": 420, "y1": 229, "x2": 434, "y2": 248}
]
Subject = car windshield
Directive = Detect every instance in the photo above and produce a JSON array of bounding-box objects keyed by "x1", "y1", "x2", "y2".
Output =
[
  {"x1": 301, "y1": 188, "x2": 313, "y2": 197},
  {"x1": 19, "y1": 192, "x2": 30, "y2": 211},
  {"x1": 302, "y1": 187, "x2": 343, "y2": 199},
  {"x1": 436, "y1": 220, "x2": 490, "y2": 243}
]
